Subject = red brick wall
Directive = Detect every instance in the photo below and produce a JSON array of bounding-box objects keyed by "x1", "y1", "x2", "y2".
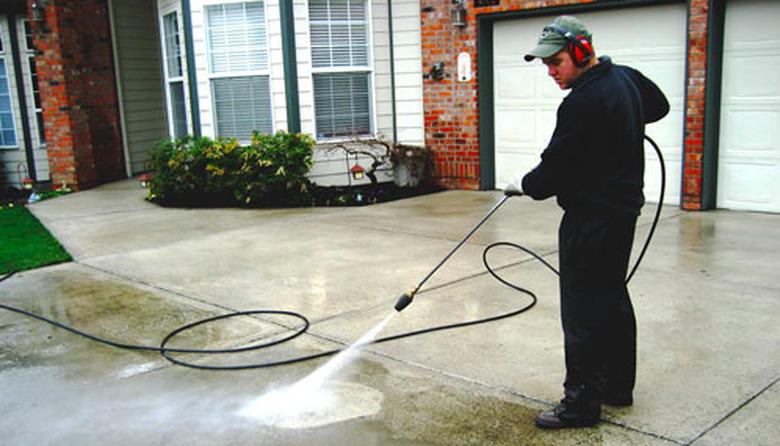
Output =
[
  {"x1": 29, "y1": 0, "x2": 124, "y2": 191},
  {"x1": 422, "y1": 0, "x2": 709, "y2": 209},
  {"x1": 683, "y1": 0, "x2": 709, "y2": 210}
]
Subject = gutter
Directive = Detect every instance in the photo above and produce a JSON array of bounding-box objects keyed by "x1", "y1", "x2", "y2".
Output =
[
  {"x1": 388, "y1": 0, "x2": 397, "y2": 144},
  {"x1": 181, "y1": 0, "x2": 201, "y2": 137}
]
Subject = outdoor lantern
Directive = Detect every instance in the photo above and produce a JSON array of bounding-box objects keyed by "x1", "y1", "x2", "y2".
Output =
[
  {"x1": 138, "y1": 173, "x2": 153, "y2": 188},
  {"x1": 31, "y1": 1, "x2": 47, "y2": 22},
  {"x1": 350, "y1": 164, "x2": 365, "y2": 181},
  {"x1": 22, "y1": 177, "x2": 34, "y2": 190},
  {"x1": 451, "y1": 0, "x2": 467, "y2": 28}
]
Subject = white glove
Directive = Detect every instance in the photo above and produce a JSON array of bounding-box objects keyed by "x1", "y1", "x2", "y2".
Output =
[{"x1": 504, "y1": 175, "x2": 524, "y2": 197}]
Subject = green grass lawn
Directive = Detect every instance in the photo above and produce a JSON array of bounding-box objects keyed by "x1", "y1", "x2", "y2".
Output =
[{"x1": 0, "y1": 205, "x2": 71, "y2": 274}]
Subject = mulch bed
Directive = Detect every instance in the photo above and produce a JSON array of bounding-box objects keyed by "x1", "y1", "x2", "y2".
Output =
[{"x1": 148, "y1": 182, "x2": 445, "y2": 209}]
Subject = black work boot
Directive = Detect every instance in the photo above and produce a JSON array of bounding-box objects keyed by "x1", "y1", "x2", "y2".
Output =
[
  {"x1": 535, "y1": 386, "x2": 600, "y2": 429},
  {"x1": 602, "y1": 391, "x2": 633, "y2": 407}
]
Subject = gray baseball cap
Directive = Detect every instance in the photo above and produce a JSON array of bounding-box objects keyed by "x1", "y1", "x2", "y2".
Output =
[{"x1": 524, "y1": 15, "x2": 591, "y2": 62}]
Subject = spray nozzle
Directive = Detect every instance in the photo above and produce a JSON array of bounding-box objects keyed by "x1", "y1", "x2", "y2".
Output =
[
  {"x1": 394, "y1": 292, "x2": 414, "y2": 312},
  {"x1": 503, "y1": 183, "x2": 524, "y2": 197}
]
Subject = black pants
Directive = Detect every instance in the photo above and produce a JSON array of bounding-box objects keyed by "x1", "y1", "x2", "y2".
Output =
[{"x1": 558, "y1": 210, "x2": 637, "y2": 405}]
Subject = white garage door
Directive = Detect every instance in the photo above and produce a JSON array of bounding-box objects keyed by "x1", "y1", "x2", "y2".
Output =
[
  {"x1": 493, "y1": 4, "x2": 686, "y2": 206},
  {"x1": 718, "y1": 0, "x2": 780, "y2": 213}
]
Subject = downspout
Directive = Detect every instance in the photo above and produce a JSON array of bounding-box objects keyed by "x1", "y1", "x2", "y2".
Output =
[
  {"x1": 8, "y1": 13, "x2": 36, "y2": 181},
  {"x1": 701, "y1": 0, "x2": 725, "y2": 210},
  {"x1": 476, "y1": 16, "x2": 495, "y2": 190},
  {"x1": 107, "y1": 0, "x2": 132, "y2": 177},
  {"x1": 387, "y1": 0, "x2": 397, "y2": 144},
  {"x1": 279, "y1": 0, "x2": 300, "y2": 133},
  {"x1": 181, "y1": 0, "x2": 201, "y2": 137}
]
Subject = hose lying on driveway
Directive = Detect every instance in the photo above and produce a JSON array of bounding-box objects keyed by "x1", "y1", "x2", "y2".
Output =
[
  {"x1": 0, "y1": 250, "x2": 538, "y2": 371},
  {"x1": 0, "y1": 138, "x2": 664, "y2": 371}
]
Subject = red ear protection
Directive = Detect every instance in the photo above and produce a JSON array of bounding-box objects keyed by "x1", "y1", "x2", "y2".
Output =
[
  {"x1": 570, "y1": 35, "x2": 593, "y2": 67},
  {"x1": 543, "y1": 25, "x2": 594, "y2": 68}
]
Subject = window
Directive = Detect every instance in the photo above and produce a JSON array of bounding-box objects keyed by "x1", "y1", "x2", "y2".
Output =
[
  {"x1": 205, "y1": 2, "x2": 272, "y2": 141},
  {"x1": 0, "y1": 25, "x2": 17, "y2": 148},
  {"x1": 161, "y1": 11, "x2": 188, "y2": 139},
  {"x1": 24, "y1": 20, "x2": 44, "y2": 145},
  {"x1": 309, "y1": 0, "x2": 372, "y2": 139},
  {"x1": 23, "y1": 20, "x2": 32, "y2": 51},
  {"x1": 0, "y1": 62, "x2": 17, "y2": 147},
  {"x1": 28, "y1": 56, "x2": 43, "y2": 145}
]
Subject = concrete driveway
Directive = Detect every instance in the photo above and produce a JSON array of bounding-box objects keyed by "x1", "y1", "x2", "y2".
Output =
[{"x1": 1, "y1": 179, "x2": 778, "y2": 445}]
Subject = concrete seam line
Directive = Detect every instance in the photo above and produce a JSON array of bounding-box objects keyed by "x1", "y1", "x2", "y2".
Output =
[
  {"x1": 76, "y1": 261, "x2": 303, "y2": 335},
  {"x1": 684, "y1": 374, "x2": 780, "y2": 446}
]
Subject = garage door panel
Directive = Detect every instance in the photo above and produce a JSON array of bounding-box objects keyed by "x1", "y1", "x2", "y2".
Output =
[
  {"x1": 647, "y1": 110, "x2": 683, "y2": 152},
  {"x1": 719, "y1": 0, "x2": 780, "y2": 212},
  {"x1": 497, "y1": 65, "x2": 536, "y2": 100},
  {"x1": 496, "y1": 152, "x2": 540, "y2": 186},
  {"x1": 726, "y1": 0, "x2": 780, "y2": 41},
  {"x1": 645, "y1": 157, "x2": 681, "y2": 205},
  {"x1": 535, "y1": 112, "x2": 558, "y2": 147},
  {"x1": 583, "y1": 7, "x2": 685, "y2": 50},
  {"x1": 721, "y1": 162, "x2": 774, "y2": 205},
  {"x1": 496, "y1": 110, "x2": 535, "y2": 144},
  {"x1": 493, "y1": 3, "x2": 686, "y2": 206},
  {"x1": 724, "y1": 110, "x2": 778, "y2": 152},
  {"x1": 726, "y1": 55, "x2": 780, "y2": 97},
  {"x1": 635, "y1": 59, "x2": 686, "y2": 100}
]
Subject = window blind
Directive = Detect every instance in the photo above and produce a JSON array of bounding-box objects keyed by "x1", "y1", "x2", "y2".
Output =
[
  {"x1": 309, "y1": 0, "x2": 369, "y2": 68},
  {"x1": 169, "y1": 81, "x2": 187, "y2": 139},
  {"x1": 206, "y1": 2, "x2": 268, "y2": 73},
  {"x1": 212, "y1": 76, "x2": 272, "y2": 141},
  {"x1": 0, "y1": 61, "x2": 17, "y2": 146},
  {"x1": 313, "y1": 72, "x2": 370, "y2": 138},
  {"x1": 163, "y1": 12, "x2": 183, "y2": 78}
]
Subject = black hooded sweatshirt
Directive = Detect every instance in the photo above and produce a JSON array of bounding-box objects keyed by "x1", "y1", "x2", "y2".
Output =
[{"x1": 522, "y1": 56, "x2": 670, "y2": 216}]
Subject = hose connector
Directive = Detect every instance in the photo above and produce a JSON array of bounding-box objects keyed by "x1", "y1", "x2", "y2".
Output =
[{"x1": 394, "y1": 292, "x2": 414, "y2": 312}]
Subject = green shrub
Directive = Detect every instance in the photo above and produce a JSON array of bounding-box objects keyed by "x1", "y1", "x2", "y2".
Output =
[{"x1": 149, "y1": 131, "x2": 315, "y2": 207}]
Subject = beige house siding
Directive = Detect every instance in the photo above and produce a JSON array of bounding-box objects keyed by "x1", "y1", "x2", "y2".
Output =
[{"x1": 110, "y1": 0, "x2": 169, "y2": 175}]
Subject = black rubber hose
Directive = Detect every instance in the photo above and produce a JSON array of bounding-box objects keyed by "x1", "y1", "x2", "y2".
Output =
[
  {"x1": 0, "y1": 250, "x2": 537, "y2": 371},
  {"x1": 627, "y1": 135, "x2": 665, "y2": 283},
  {"x1": 0, "y1": 135, "x2": 665, "y2": 371}
]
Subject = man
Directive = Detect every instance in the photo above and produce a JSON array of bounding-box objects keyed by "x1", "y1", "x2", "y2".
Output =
[{"x1": 508, "y1": 15, "x2": 669, "y2": 428}]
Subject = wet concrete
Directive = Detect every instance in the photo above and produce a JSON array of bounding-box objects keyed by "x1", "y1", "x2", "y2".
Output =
[{"x1": 1, "y1": 179, "x2": 777, "y2": 445}]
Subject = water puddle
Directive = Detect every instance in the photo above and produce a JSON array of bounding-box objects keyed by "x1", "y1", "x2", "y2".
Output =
[{"x1": 239, "y1": 312, "x2": 395, "y2": 428}]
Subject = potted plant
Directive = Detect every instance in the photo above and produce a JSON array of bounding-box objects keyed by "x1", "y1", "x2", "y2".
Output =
[
  {"x1": 320, "y1": 135, "x2": 433, "y2": 188},
  {"x1": 390, "y1": 143, "x2": 433, "y2": 187}
]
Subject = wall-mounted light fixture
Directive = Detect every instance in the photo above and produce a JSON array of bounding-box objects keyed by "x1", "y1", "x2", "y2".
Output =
[
  {"x1": 426, "y1": 62, "x2": 446, "y2": 81},
  {"x1": 451, "y1": 0, "x2": 467, "y2": 28},
  {"x1": 31, "y1": 0, "x2": 48, "y2": 22}
]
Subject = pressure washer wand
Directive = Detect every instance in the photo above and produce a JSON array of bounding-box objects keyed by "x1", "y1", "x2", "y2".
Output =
[{"x1": 395, "y1": 187, "x2": 523, "y2": 312}]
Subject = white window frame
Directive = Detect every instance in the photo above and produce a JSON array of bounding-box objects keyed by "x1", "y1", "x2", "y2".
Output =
[
  {"x1": 23, "y1": 19, "x2": 44, "y2": 147},
  {"x1": 0, "y1": 21, "x2": 18, "y2": 150},
  {"x1": 308, "y1": 0, "x2": 376, "y2": 141},
  {"x1": 159, "y1": 8, "x2": 189, "y2": 140},
  {"x1": 204, "y1": 1, "x2": 274, "y2": 142}
]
